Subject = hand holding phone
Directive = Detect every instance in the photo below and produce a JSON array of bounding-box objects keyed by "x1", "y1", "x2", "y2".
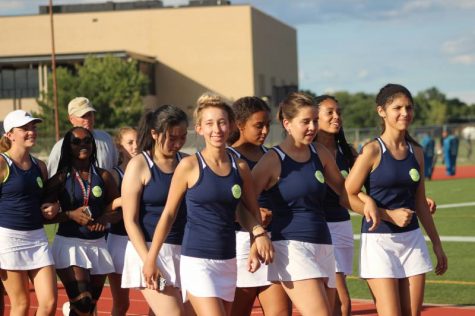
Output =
[{"x1": 83, "y1": 206, "x2": 93, "y2": 219}]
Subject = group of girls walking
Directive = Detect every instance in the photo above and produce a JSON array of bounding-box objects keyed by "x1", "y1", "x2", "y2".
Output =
[{"x1": 0, "y1": 83, "x2": 447, "y2": 316}]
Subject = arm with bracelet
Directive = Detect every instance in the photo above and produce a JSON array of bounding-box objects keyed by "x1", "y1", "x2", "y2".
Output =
[{"x1": 235, "y1": 159, "x2": 273, "y2": 267}]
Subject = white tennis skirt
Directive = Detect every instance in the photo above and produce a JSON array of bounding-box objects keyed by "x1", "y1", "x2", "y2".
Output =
[
  {"x1": 269, "y1": 240, "x2": 336, "y2": 288},
  {"x1": 328, "y1": 221, "x2": 354, "y2": 275},
  {"x1": 180, "y1": 255, "x2": 237, "y2": 302},
  {"x1": 0, "y1": 226, "x2": 54, "y2": 270},
  {"x1": 121, "y1": 241, "x2": 181, "y2": 289},
  {"x1": 51, "y1": 235, "x2": 114, "y2": 275},
  {"x1": 359, "y1": 228, "x2": 433, "y2": 279},
  {"x1": 106, "y1": 233, "x2": 129, "y2": 275},
  {"x1": 236, "y1": 231, "x2": 271, "y2": 288}
]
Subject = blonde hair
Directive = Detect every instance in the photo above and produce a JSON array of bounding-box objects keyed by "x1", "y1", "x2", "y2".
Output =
[
  {"x1": 194, "y1": 93, "x2": 235, "y2": 125},
  {"x1": 277, "y1": 92, "x2": 315, "y2": 126},
  {"x1": 0, "y1": 135, "x2": 11, "y2": 152}
]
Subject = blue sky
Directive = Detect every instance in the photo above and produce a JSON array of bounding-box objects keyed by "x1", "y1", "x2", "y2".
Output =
[{"x1": 2, "y1": 0, "x2": 475, "y2": 103}]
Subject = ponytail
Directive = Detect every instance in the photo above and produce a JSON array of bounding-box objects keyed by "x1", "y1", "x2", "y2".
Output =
[
  {"x1": 336, "y1": 128, "x2": 356, "y2": 168},
  {"x1": 0, "y1": 136, "x2": 11, "y2": 152}
]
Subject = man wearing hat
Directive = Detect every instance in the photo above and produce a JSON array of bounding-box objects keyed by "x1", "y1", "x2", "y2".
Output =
[{"x1": 47, "y1": 97, "x2": 118, "y2": 177}]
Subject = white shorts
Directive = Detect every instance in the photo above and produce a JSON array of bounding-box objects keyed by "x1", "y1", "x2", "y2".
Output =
[
  {"x1": 52, "y1": 235, "x2": 114, "y2": 275},
  {"x1": 269, "y1": 240, "x2": 336, "y2": 288},
  {"x1": 236, "y1": 231, "x2": 271, "y2": 288},
  {"x1": 328, "y1": 221, "x2": 354, "y2": 275},
  {"x1": 106, "y1": 233, "x2": 128, "y2": 275},
  {"x1": 359, "y1": 228, "x2": 433, "y2": 279},
  {"x1": 180, "y1": 255, "x2": 237, "y2": 302},
  {"x1": 121, "y1": 241, "x2": 181, "y2": 289},
  {"x1": 0, "y1": 227, "x2": 54, "y2": 270}
]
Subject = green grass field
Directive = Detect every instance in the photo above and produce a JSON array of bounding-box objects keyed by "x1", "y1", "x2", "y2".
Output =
[{"x1": 349, "y1": 178, "x2": 475, "y2": 305}]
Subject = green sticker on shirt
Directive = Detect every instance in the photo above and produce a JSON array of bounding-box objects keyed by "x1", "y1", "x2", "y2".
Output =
[
  {"x1": 341, "y1": 170, "x2": 349, "y2": 178},
  {"x1": 92, "y1": 186, "x2": 103, "y2": 197},
  {"x1": 409, "y1": 168, "x2": 420, "y2": 182},
  {"x1": 36, "y1": 177, "x2": 43, "y2": 188},
  {"x1": 315, "y1": 170, "x2": 325, "y2": 183},
  {"x1": 232, "y1": 184, "x2": 242, "y2": 199}
]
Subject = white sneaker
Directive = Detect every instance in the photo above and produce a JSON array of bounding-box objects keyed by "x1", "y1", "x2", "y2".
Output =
[{"x1": 62, "y1": 301, "x2": 70, "y2": 316}]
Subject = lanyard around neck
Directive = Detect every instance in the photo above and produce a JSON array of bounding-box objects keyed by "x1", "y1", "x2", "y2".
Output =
[{"x1": 73, "y1": 167, "x2": 92, "y2": 206}]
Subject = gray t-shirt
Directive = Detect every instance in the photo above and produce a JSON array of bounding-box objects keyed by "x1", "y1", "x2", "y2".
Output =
[{"x1": 47, "y1": 129, "x2": 118, "y2": 178}]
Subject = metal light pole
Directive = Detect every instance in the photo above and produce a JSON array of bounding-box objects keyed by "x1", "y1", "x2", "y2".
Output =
[{"x1": 49, "y1": 0, "x2": 60, "y2": 141}]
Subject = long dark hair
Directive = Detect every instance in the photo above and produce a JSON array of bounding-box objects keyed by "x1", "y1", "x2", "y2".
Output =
[
  {"x1": 376, "y1": 84, "x2": 420, "y2": 147},
  {"x1": 137, "y1": 104, "x2": 188, "y2": 152},
  {"x1": 228, "y1": 96, "x2": 271, "y2": 145},
  {"x1": 57, "y1": 127, "x2": 98, "y2": 175},
  {"x1": 315, "y1": 95, "x2": 356, "y2": 168}
]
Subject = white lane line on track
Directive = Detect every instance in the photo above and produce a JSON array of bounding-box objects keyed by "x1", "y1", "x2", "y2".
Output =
[{"x1": 353, "y1": 235, "x2": 475, "y2": 242}]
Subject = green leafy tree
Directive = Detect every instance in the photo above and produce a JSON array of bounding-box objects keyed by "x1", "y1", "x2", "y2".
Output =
[{"x1": 35, "y1": 55, "x2": 149, "y2": 137}]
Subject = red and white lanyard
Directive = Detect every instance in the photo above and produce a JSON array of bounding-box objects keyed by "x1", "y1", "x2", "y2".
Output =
[{"x1": 73, "y1": 168, "x2": 92, "y2": 206}]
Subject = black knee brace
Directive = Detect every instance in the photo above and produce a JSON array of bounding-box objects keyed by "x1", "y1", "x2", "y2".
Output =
[{"x1": 70, "y1": 294, "x2": 93, "y2": 314}]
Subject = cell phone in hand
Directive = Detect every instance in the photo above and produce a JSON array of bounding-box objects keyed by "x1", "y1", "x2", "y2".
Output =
[
  {"x1": 159, "y1": 276, "x2": 167, "y2": 291},
  {"x1": 83, "y1": 206, "x2": 93, "y2": 218}
]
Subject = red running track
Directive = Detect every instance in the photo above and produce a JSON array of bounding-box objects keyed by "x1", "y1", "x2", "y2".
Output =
[
  {"x1": 431, "y1": 165, "x2": 475, "y2": 180},
  {"x1": 4, "y1": 284, "x2": 475, "y2": 315}
]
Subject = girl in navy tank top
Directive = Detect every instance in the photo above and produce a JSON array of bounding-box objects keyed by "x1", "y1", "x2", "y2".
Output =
[
  {"x1": 344, "y1": 84, "x2": 447, "y2": 315},
  {"x1": 121, "y1": 105, "x2": 188, "y2": 315},
  {"x1": 143, "y1": 94, "x2": 273, "y2": 316},
  {"x1": 314, "y1": 95, "x2": 356, "y2": 316},
  {"x1": 228, "y1": 97, "x2": 290, "y2": 316},
  {"x1": 107, "y1": 127, "x2": 138, "y2": 316},
  {"x1": 252, "y1": 93, "x2": 379, "y2": 316},
  {"x1": 0, "y1": 110, "x2": 58, "y2": 315},
  {"x1": 45, "y1": 126, "x2": 120, "y2": 315}
]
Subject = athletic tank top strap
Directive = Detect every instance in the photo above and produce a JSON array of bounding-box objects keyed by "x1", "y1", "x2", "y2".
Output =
[
  {"x1": 196, "y1": 151, "x2": 206, "y2": 170},
  {"x1": 309, "y1": 143, "x2": 317, "y2": 154},
  {"x1": 226, "y1": 146, "x2": 241, "y2": 158},
  {"x1": 113, "y1": 166, "x2": 124, "y2": 180},
  {"x1": 271, "y1": 146, "x2": 286, "y2": 161},
  {"x1": 0, "y1": 152, "x2": 11, "y2": 166},
  {"x1": 0, "y1": 152, "x2": 39, "y2": 168},
  {"x1": 142, "y1": 151, "x2": 154, "y2": 169},
  {"x1": 376, "y1": 137, "x2": 387, "y2": 154}
]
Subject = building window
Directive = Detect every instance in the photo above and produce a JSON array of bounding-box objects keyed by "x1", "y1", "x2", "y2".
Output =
[
  {"x1": 138, "y1": 61, "x2": 156, "y2": 95},
  {"x1": 0, "y1": 67, "x2": 39, "y2": 99}
]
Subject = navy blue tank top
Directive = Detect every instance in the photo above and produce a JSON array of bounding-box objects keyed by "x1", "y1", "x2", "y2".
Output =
[
  {"x1": 363, "y1": 138, "x2": 421, "y2": 234},
  {"x1": 140, "y1": 151, "x2": 186, "y2": 244},
  {"x1": 266, "y1": 145, "x2": 331, "y2": 244},
  {"x1": 57, "y1": 165, "x2": 107, "y2": 239},
  {"x1": 227, "y1": 146, "x2": 272, "y2": 231},
  {"x1": 323, "y1": 146, "x2": 351, "y2": 222},
  {"x1": 182, "y1": 152, "x2": 243, "y2": 260},
  {"x1": 109, "y1": 166, "x2": 127, "y2": 236},
  {"x1": 0, "y1": 153, "x2": 44, "y2": 231}
]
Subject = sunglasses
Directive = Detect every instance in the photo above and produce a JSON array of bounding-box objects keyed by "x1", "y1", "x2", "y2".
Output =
[{"x1": 71, "y1": 136, "x2": 93, "y2": 146}]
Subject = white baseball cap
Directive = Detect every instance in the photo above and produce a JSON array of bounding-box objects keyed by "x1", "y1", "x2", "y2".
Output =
[{"x1": 3, "y1": 110, "x2": 43, "y2": 133}]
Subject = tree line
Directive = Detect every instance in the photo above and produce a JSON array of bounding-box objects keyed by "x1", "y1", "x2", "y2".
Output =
[
  {"x1": 302, "y1": 88, "x2": 475, "y2": 129},
  {"x1": 36, "y1": 55, "x2": 475, "y2": 136}
]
